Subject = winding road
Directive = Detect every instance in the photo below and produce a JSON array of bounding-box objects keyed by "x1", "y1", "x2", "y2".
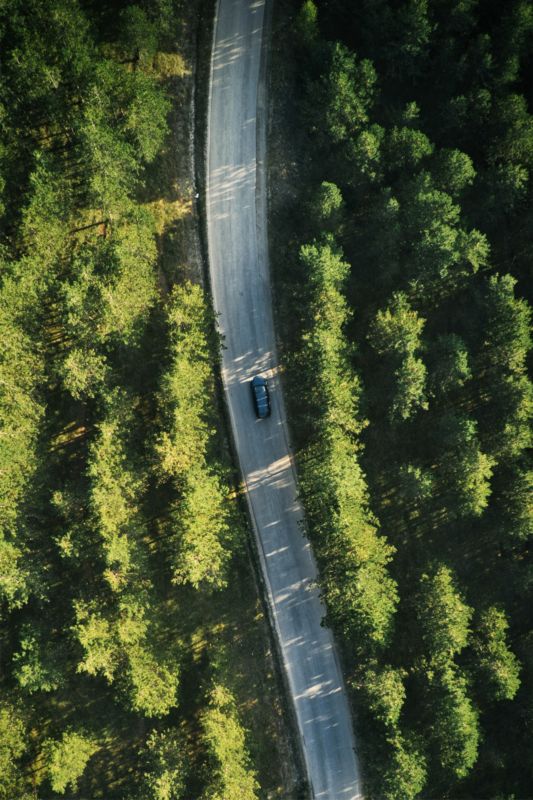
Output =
[{"x1": 205, "y1": 1, "x2": 362, "y2": 797}]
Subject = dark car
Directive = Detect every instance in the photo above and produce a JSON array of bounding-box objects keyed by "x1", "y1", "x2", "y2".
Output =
[{"x1": 250, "y1": 375, "x2": 271, "y2": 418}]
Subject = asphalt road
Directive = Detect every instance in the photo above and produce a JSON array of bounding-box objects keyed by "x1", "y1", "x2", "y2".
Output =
[{"x1": 206, "y1": 1, "x2": 363, "y2": 797}]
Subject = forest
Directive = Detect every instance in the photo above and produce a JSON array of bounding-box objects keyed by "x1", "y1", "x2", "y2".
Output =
[
  {"x1": 0, "y1": 1, "x2": 292, "y2": 798},
  {"x1": 1, "y1": 0, "x2": 531, "y2": 797},
  {"x1": 270, "y1": 0, "x2": 532, "y2": 797}
]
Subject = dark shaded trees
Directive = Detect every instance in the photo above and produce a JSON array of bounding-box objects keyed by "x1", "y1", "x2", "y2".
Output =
[
  {"x1": 296, "y1": 238, "x2": 398, "y2": 651},
  {"x1": 276, "y1": 2, "x2": 533, "y2": 796}
]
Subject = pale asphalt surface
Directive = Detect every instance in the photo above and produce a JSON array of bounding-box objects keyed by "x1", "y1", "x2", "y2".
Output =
[{"x1": 205, "y1": 0, "x2": 363, "y2": 796}]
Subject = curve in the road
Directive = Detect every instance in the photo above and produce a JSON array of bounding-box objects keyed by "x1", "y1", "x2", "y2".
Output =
[{"x1": 205, "y1": 1, "x2": 363, "y2": 797}]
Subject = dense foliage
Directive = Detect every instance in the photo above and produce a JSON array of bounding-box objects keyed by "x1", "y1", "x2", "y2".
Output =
[
  {"x1": 273, "y1": 1, "x2": 532, "y2": 797},
  {"x1": 0, "y1": 1, "x2": 282, "y2": 797}
]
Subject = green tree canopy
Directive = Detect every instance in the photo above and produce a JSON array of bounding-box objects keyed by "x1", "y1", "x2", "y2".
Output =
[
  {"x1": 200, "y1": 684, "x2": 259, "y2": 800},
  {"x1": 0, "y1": 701, "x2": 28, "y2": 800},
  {"x1": 431, "y1": 666, "x2": 480, "y2": 779},
  {"x1": 380, "y1": 733, "x2": 428, "y2": 800},
  {"x1": 308, "y1": 181, "x2": 344, "y2": 226},
  {"x1": 368, "y1": 292, "x2": 425, "y2": 356},
  {"x1": 391, "y1": 352, "x2": 428, "y2": 421},
  {"x1": 140, "y1": 728, "x2": 186, "y2": 800},
  {"x1": 360, "y1": 665, "x2": 406, "y2": 728},
  {"x1": 417, "y1": 565, "x2": 472, "y2": 662},
  {"x1": 431, "y1": 148, "x2": 476, "y2": 198},
  {"x1": 438, "y1": 414, "x2": 494, "y2": 517},
  {"x1": 472, "y1": 607, "x2": 521, "y2": 702},
  {"x1": 385, "y1": 126, "x2": 434, "y2": 170},
  {"x1": 484, "y1": 274, "x2": 531, "y2": 375},
  {"x1": 315, "y1": 42, "x2": 377, "y2": 145},
  {"x1": 429, "y1": 334, "x2": 471, "y2": 396},
  {"x1": 13, "y1": 623, "x2": 64, "y2": 693},
  {"x1": 45, "y1": 730, "x2": 99, "y2": 795},
  {"x1": 169, "y1": 467, "x2": 233, "y2": 590}
]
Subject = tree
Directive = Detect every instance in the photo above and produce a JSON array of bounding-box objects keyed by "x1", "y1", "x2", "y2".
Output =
[
  {"x1": 314, "y1": 42, "x2": 377, "y2": 145},
  {"x1": 153, "y1": 282, "x2": 235, "y2": 590},
  {"x1": 431, "y1": 666, "x2": 479, "y2": 778},
  {"x1": 484, "y1": 274, "x2": 531, "y2": 375},
  {"x1": 481, "y1": 275, "x2": 532, "y2": 459},
  {"x1": 391, "y1": 352, "x2": 428, "y2": 421},
  {"x1": 200, "y1": 684, "x2": 259, "y2": 800},
  {"x1": 78, "y1": 59, "x2": 169, "y2": 215},
  {"x1": 308, "y1": 181, "x2": 344, "y2": 227},
  {"x1": 429, "y1": 334, "x2": 471, "y2": 396},
  {"x1": 368, "y1": 292, "x2": 425, "y2": 356},
  {"x1": 87, "y1": 390, "x2": 147, "y2": 591},
  {"x1": 21, "y1": 156, "x2": 70, "y2": 268},
  {"x1": 389, "y1": 0, "x2": 433, "y2": 76},
  {"x1": 299, "y1": 239, "x2": 364, "y2": 434},
  {"x1": 431, "y1": 148, "x2": 476, "y2": 198},
  {"x1": 155, "y1": 283, "x2": 216, "y2": 479},
  {"x1": 0, "y1": 541, "x2": 30, "y2": 611},
  {"x1": 99, "y1": 209, "x2": 158, "y2": 345},
  {"x1": 74, "y1": 597, "x2": 180, "y2": 718},
  {"x1": 397, "y1": 464, "x2": 433, "y2": 507},
  {"x1": 0, "y1": 701, "x2": 28, "y2": 800},
  {"x1": 400, "y1": 172, "x2": 489, "y2": 293},
  {"x1": 417, "y1": 565, "x2": 472, "y2": 663},
  {"x1": 13, "y1": 623, "x2": 64, "y2": 693},
  {"x1": 78, "y1": 84, "x2": 138, "y2": 215},
  {"x1": 368, "y1": 293, "x2": 428, "y2": 421},
  {"x1": 489, "y1": 373, "x2": 532, "y2": 458},
  {"x1": 117, "y1": 6, "x2": 158, "y2": 68},
  {"x1": 488, "y1": 94, "x2": 533, "y2": 170},
  {"x1": 294, "y1": 0, "x2": 319, "y2": 46},
  {"x1": 472, "y1": 607, "x2": 521, "y2": 702},
  {"x1": 497, "y1": 0, "x2": 533, "y2": 88},
  {"x1": 45, "y1": 730, "x2": 99, "y2": 794},
  {"x1": 347, "y1": 124, "x2": 385, "y2": 184},
  {"x1": 302, "y1": 434, "x2": 398, "y2": 649},
  {"x1": 358, "y1": 188, "x2": 401, "y2": 282},
  {"x1": 478, "y1": 162, "x2": 529, "y2": 217},
  {"x1": 59, "y1": 347, "x2": 108, "y2": 400},
  {"x1": 0, "y1": 275, "x2": 45, "y2": 540},
  {"x1": 438, "y1": 414, "x2": 494, "y2": 517},
  {"x1": 297, "y1": 238, "x2": 397, "y2": 650},
  {"x1": 380, "y1": 733, "x2": 428, "y2": 800},
  {"x1": 140, "y1": 728, "x2": 186, "y2": 800},
  {"x1": 385, "y1": 126, "x2": 434, "y2": 170},
  {"x1": 360, "y1": 665, "x2": 406, "y2": 728},
  {"x1": 495, "y1": 465, "x2": 532, "y2": 542},
  {"x1": 169, "y1": 467, "x2": 234, "y2": 590},
  {"x1": 73, "y1": 600, "x2": 120, "y2": 682},
  {"x1": 61, "y1": 219, "x2": 157, "y2": 351},
  {"x1": 126, "y1": 646, "x2": 178, "y2": 718}
]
